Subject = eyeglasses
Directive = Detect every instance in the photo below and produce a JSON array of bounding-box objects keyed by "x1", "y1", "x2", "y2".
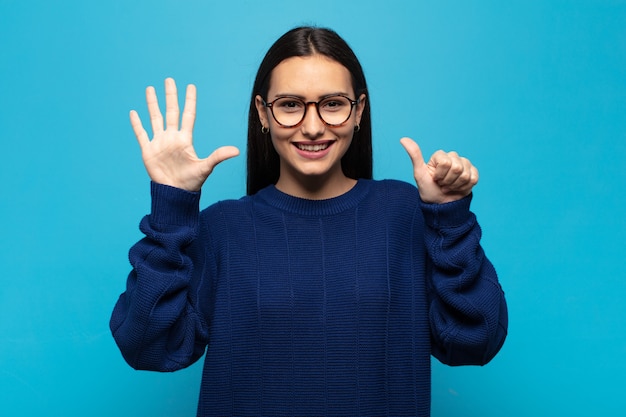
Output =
[{"x1": 263, "y1": 95, "x2": 359, "y2": 128}]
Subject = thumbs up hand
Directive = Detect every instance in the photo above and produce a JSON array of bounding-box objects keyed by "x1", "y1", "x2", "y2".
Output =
[{"x1": 400, "y1": 137, "x2": 478, "y2": 204}]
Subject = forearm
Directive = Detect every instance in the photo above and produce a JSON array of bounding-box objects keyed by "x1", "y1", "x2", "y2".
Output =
[
  {"x1": 421, "y1": 194, "x2": 508, "y2": 366},
  {"x1": 110, "y1": 182, "x2": 209, "y2": 371}
]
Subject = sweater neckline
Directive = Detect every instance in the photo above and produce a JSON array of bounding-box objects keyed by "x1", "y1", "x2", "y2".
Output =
[{"x1": 256, "y1": 179, "x2": 371, "y2": 216}]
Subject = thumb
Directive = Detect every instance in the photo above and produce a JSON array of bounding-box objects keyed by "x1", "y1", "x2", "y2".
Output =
[
  {"x1": 203, "y1": 145, "x2": 240, "y2": 177},
  {"x1": 399, "y1": 137, "x2": 425, "y2": 170}
]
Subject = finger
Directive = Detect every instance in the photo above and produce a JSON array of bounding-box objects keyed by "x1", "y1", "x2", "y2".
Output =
[
  {"x1": 129, "y1": 110, "x2": 150, "y2": 147},
  {"x1": 164, "y1": 77, "x2": 180, "y2": 129},
  {"x1": 443, "y1": 159, "x2": 479, "y2": 196},
  {"x1": 202, "y1": 146, "x2": 241, "y2": 177},
  {"x1": 399, "y1": 137, "x2": 425, "y2": 170},
  {"x1": 429, "y1": 150, "x2": 452, "y2": 182},
  {"x1": 437, "y1": 153, "x2": 466, "y2": 186},
  {"x1": 146, "y1": 86, "x2": 164, "y2": 134},
  {"x1": 450, "y1": 163, "x2": 479, "y2": 190},
  {"x1": 180, "y1": 84, "x2": 197, "y2": 134}
]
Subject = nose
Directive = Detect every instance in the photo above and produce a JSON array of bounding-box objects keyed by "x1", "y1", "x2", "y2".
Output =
[{"x1": 300, "y1": 102, "x2": 325, "y2": 138}]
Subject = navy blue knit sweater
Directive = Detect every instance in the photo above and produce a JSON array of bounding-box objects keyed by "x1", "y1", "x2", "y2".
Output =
[{"x1": 110, "y1": 179, "x2": 507, "y2": 416}]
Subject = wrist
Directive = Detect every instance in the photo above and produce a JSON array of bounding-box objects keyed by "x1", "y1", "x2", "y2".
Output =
[{"x1": 149, "y1": 182, "x2": 201, "y2": 227}]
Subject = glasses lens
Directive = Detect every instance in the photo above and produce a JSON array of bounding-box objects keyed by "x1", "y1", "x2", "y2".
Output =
[
  {"x1": 271, "y1": 98, "x2": 306, "y2": 127},
  {"x1": 270, "y1": 96, "x2": 354, "y2": 127},
  {"x1": 318, "y1": 96, "x2": 353, "y2": 125}
]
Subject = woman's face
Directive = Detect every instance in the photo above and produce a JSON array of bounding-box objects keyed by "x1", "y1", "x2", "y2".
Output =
[{"x1": 255, "y1": 54, "x2": 365, "y2": 196}]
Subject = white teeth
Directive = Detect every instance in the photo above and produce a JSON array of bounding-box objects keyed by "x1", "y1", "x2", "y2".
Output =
[{"x1": 296, "y1": 143, "x2": 330, "y2": 152}]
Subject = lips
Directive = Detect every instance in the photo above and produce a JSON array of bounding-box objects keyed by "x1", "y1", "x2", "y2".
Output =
[
  {"x1": 295, "y1": 142, "x2": 330, "y2": 152},
  {"x1": 293, "y1": 140, "x2": 335, "y2": 152}
]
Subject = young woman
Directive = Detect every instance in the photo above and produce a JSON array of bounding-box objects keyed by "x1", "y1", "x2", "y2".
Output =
[{"x1": 110, "y1": 26, "x2": 508, "y2": 417}]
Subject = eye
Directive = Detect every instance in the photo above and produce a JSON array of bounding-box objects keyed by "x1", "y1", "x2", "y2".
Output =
[
  {"x1": 321, "y1": 97, "x2": 349, "y2": 112},
  {"x1": 275, "y1": 98, "x2": 304, "y2": 113}
]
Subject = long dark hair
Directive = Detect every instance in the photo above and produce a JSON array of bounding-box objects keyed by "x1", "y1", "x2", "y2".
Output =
[{"x1": 246, "y1": 26, "x2": 373, "y2": 195}]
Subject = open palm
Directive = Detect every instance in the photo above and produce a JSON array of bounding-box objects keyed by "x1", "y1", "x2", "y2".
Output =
[{"x1": 130, "y1": 78, "x2": 239, "y2": 192}]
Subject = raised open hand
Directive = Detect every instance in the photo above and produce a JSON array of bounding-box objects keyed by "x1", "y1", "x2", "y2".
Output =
[
  {"x1": 400, "y1": 137, "x2": 478, "y2": 204},
  {"x1": 130, "y1": 78, "x2": 240, "y2": 192}
]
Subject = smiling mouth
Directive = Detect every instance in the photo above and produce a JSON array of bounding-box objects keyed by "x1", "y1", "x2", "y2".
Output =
[{"x1": 295, "y1": 142, "x2": 332, "y2": 152}]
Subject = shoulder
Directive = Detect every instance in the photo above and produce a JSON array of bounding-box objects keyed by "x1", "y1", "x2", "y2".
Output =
[
  {"x1": 354, "y1": 179, "x2": 422, "y2": 224},
  {"x1": 196, "y1": 195, "x2": 261, "y2": 244},
  {"x1": 361, "y1": 178, "x2": 419, "y2": 204},
  {"x1": 201, "y1": 194, "x2": 256, "y2": 219},
  {"x1": 372, "y1": 178, "x2": 416, "y2": 192}
]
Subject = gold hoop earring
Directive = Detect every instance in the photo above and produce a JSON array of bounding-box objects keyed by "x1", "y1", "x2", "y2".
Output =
[{"x1": 261, "y1": 126, "x2": 269, "y2": 134}]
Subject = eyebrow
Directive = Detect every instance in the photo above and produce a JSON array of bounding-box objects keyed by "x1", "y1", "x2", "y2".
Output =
[{"x1": 271, "y1": 91, "x2": 352, "y2": 100}]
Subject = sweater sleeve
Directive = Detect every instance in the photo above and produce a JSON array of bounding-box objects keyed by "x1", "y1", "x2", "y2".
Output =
[
  {"x1": 109, "y1": 182, "x2": 210, "y2": 372},
  {"x1": 420, "y1": 194, "x2": 508, "y2": 366}
]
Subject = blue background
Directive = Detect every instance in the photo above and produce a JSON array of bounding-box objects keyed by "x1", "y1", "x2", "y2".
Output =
[{"x1": 1, "y1": 0, "x2": 625, "y2": 415}]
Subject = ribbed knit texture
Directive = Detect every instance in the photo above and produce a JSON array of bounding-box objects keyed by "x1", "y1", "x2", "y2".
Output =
[{"x1": 110, "y1": 179, "x2": 507, "y2": 417}]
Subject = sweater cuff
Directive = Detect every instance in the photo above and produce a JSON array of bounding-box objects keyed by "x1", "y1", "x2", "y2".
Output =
[
  {"x1": 149, "y1": 182, "x2": 201, "y2": 227},
  {"x1": 420, "y1": 193, "x2": 473, "y2": 229}
]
